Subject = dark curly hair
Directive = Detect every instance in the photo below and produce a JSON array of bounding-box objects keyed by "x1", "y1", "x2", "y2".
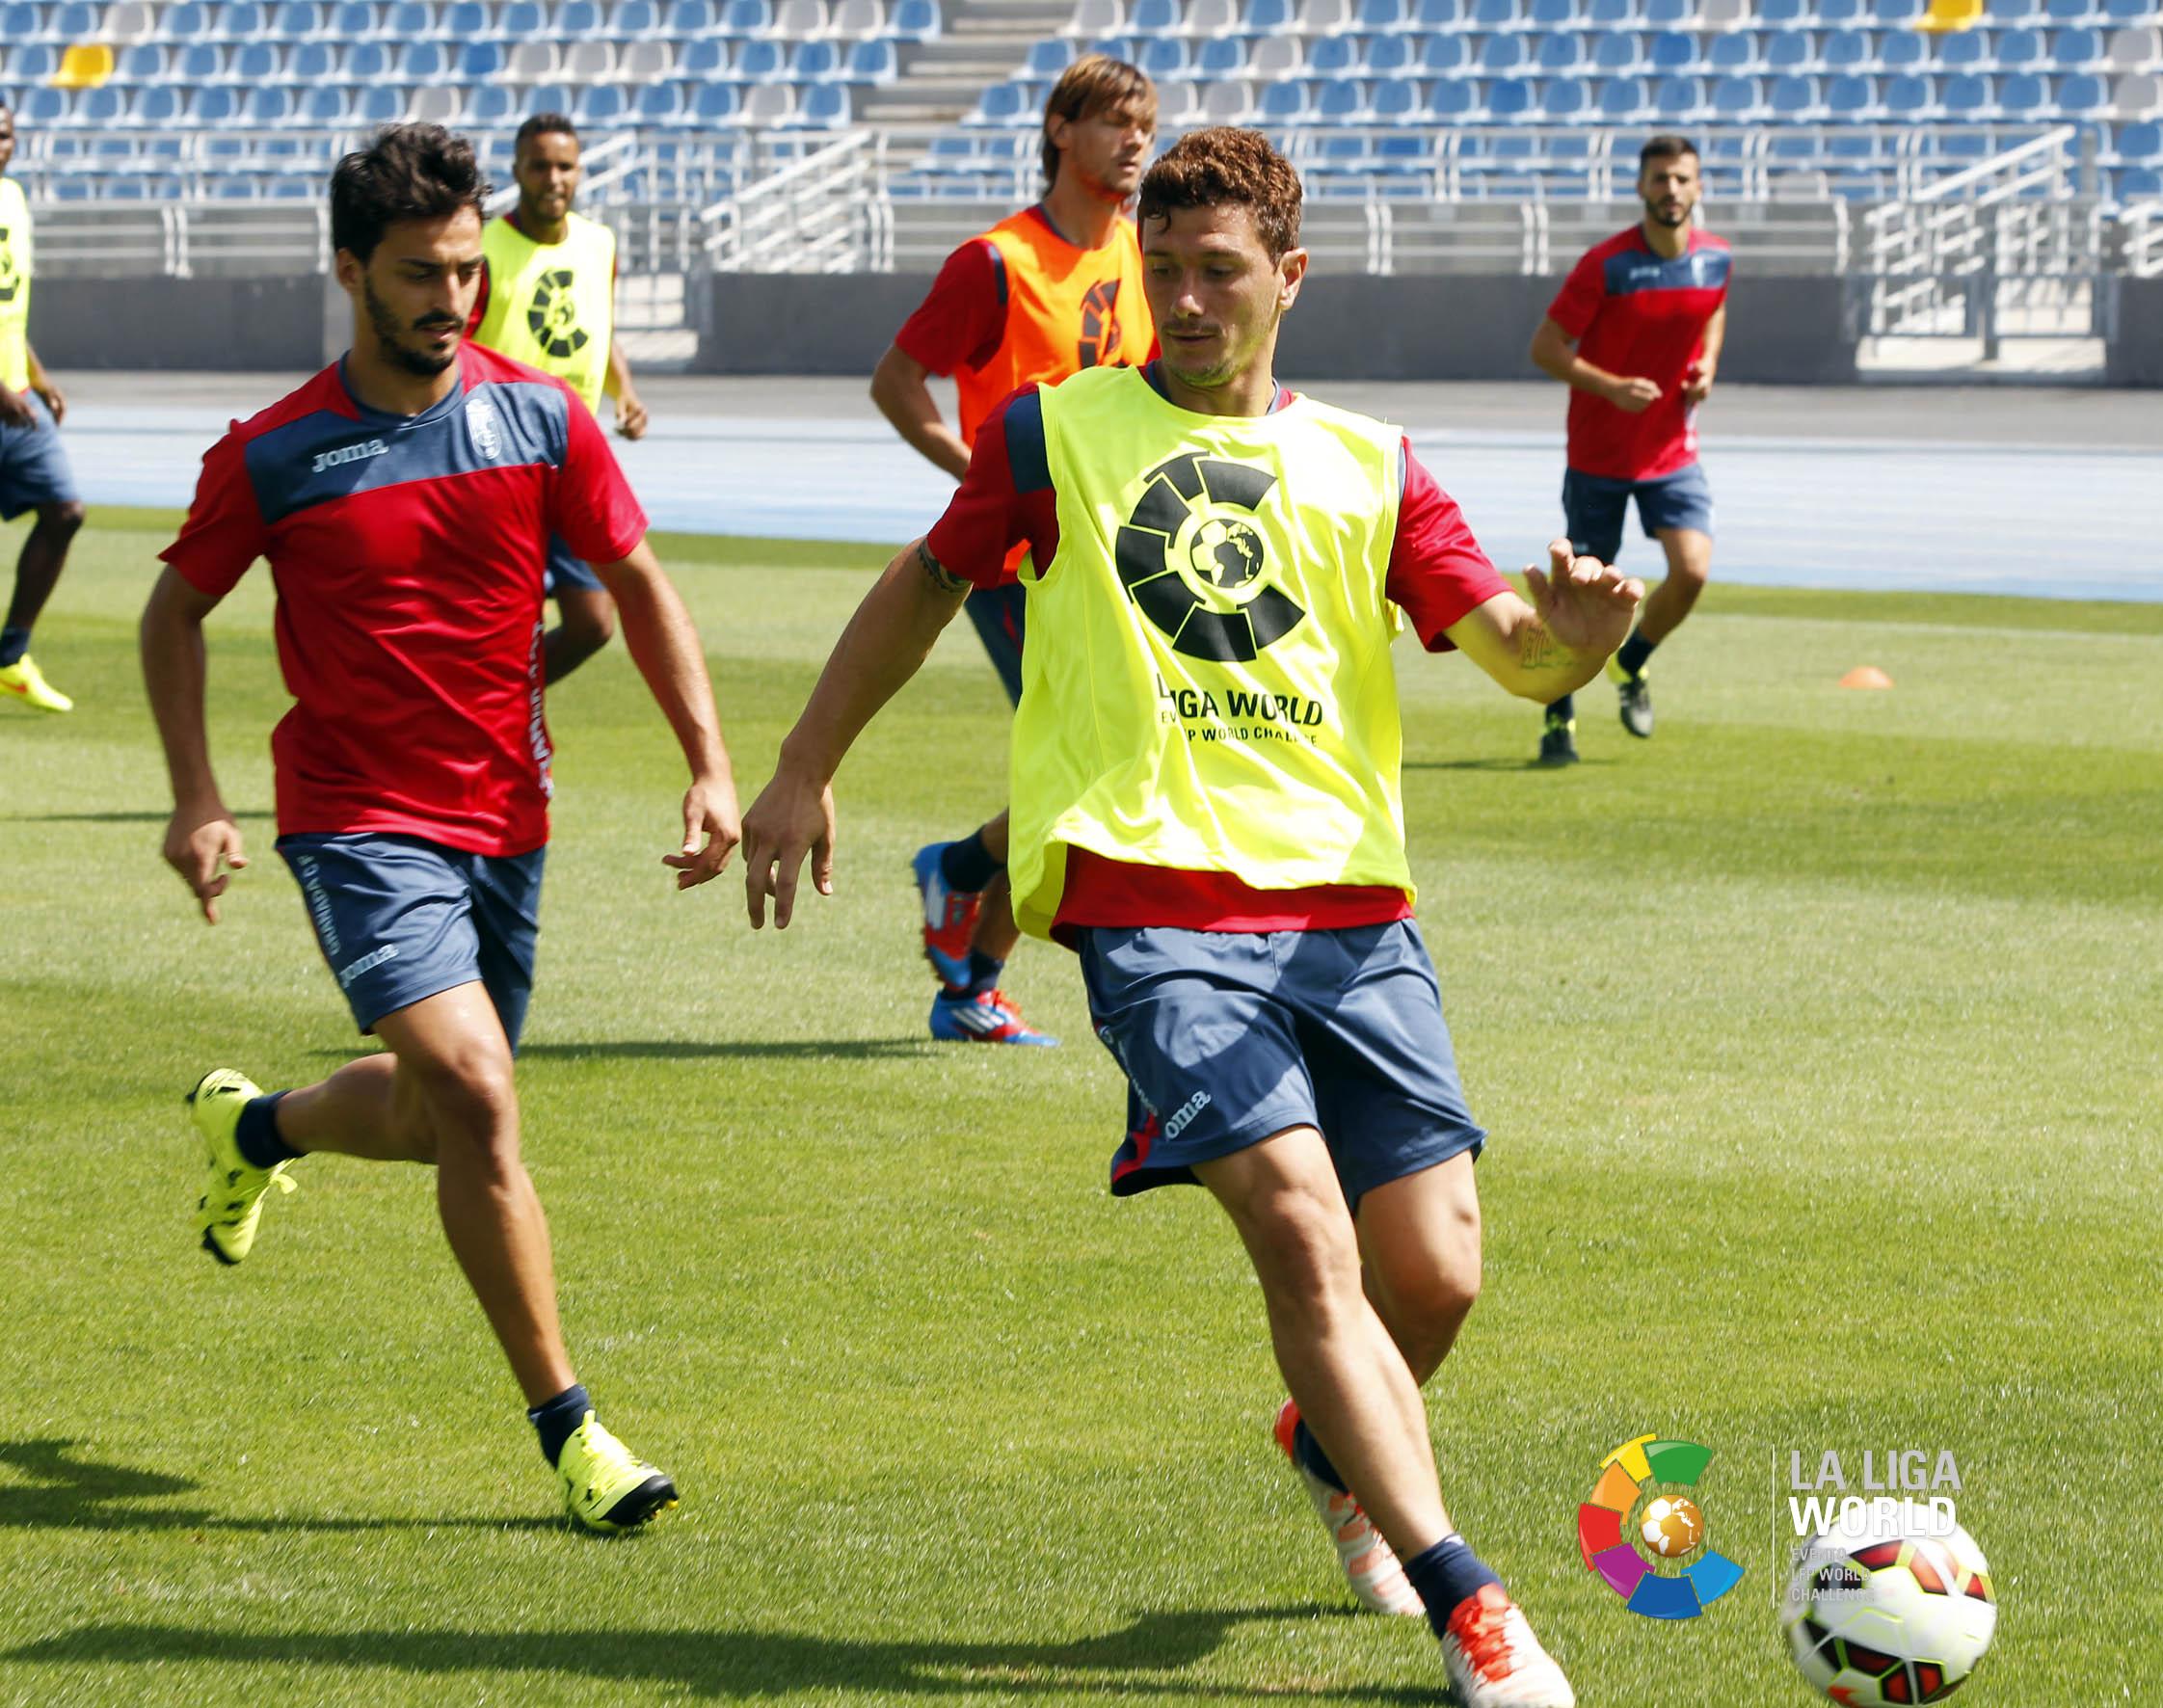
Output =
[
  {"x1": 330, "y1": 124, "x2": 490, "y2": 262},
  {"x1": 1136, "y1": 127, "x2": 1303, "y2": 260}
]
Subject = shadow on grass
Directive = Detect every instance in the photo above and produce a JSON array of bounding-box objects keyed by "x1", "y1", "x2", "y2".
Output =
[
  {"x1": 0, "y1": 1440, "x2": 557, "y2": 1535},
  {"x1": 1403, "y1": 758, "x2": 1619, "y2": 773},
  {"x1": 5, "y1": 1608, "x2": 1434, "y2": 1701}
]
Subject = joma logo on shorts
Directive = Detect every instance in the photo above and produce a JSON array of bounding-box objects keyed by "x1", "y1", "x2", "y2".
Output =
[
  {"x1": 1162, "y1": 1090, "x2": 1212, "y2": 1141},
  {"x1": 335, "y1": 944, "x2": 399, "y2": 989},
  {"x1": 312, "y1": 439, "x2": 389, "y2": 473}
]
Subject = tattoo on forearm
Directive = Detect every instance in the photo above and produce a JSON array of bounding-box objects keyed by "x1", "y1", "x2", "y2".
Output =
[
  {"x1": 1518, "y1": 618, "x2": 1562, "y2": 672},
  {"x1": 917, "y1": 541, "x2": 968, "y2": 596}
]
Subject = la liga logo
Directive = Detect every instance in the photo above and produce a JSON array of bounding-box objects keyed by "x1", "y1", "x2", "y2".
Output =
[{"x1": 1576, "y1": 1433, "x2": 1745, "y2": 1620}]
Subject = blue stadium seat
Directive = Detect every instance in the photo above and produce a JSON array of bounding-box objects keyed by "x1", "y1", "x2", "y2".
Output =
[
  {"x1": 967, "y1": 78, "x2": 1028, "y2": 121},
  {"x1": 614, "y1": 0, "x2": 661, "y2": 31},
  {"x1": 1591, "y1": 29, "x2": 1641, "y2": 66},
  {"x1": 2101, "y1": 0, "x2": 2148, "y2": 19},
  {"x1": 1538, "y1": 29, "x2": 1589, "y2": 66},
  {"x1": 1127, "y1": 0, "x2": 1178, "y2": 32},
  {"x1": 1542, "y1": 72, "x2": 1592, "y2": 112},
  {"x1": 1940, "y1": 70, "x2": 1993, "y2": 112},
  {"x1": 1875, "y1": 0, "x2": 1922, "y2": 20},
  {"x1": 792, "y1": 82, "x2": 851, "y2": 124},
  {"x1": 1986, "y1": 0, "x2": 2037, "y2": 19},
  {"x1": 20, "y1": 89, "x2": 69, "y2": 126},
  {"x1": 1244, "y1": 0, "x2": 1293, "y2": 27},
  {"x1": 1310, "y1": 34, "x2": 1358, "y2": 72},
  {"x1": 1598, "y1": 71, "x2": 1650, "y2": 112},
  {"x1": 1472, "y1": 0, "x2": 1521, "y2": 24},
  {"x1": 665, "y1": 0, "x2": 712, "y2": 25},
  {"x1": 680, "y1": 36, "x2": 728, "y2": 73},
  {"x1": 1412, "y1": 0, "x2": 1465, "y2": 23},
  {"x1": 1646, "y1": 29, "x2": 1696, "y2": 67},
  {"x1": 1825, "y1": 69, "x2": 1876, "y2": 110},
  {"x1": 1486, "y1": 72, "x2": 1535, "y2": 114},
  {"x1": 74, "y1": 86, "x2": 124, "y2": 127},
  {"x1": 557, "y1": 0, "x2": 605, "y2": 35},
  {"x1": 1372, "y1": 72, "x2": 1421, "y2": 115},
  {"x1": 296, "y1": 85, "x2": 348, "y2": 124},
  {"x1": 1258, "y1": 77, "x2": 1311, "y2": 118},
  {"x1": 525, "y1": 81, "x2": 574, "y2": 114},
  {"x1": 1711, "y1": 70, "x2": 1763, "y2": 113},
  {"x1": 332, "y1": 0, "x2": 380, "y2": 35},
  {"x1": 1427, "y1": 74, "x2": 1479, "y2": 113},
  {"x1": 1642, "y1": 0, "x2": 1691, "y2": 21},
  {"x1": 1706, "y1": 29, "x2": 1758, "y2": 68},
  {"x1": 1367, "y1": 33, "x2": 1414, "y2": 69},
  {"x1": 1766, "y1": 29, "x2": 1814, "y2": 67},
  {"x1": 2001, "y1": 23, "x2": 2046, "y2": 62},
  {"x1": 573, "y1": 83, "x2": 627, "y2": 122},
  {"x1": 1138, "y1": 35, "x2": 1190, "y2": 73},
  {"x1": 1530, "y1": 0, "x2": 1579, "y2": 24},
  {"x1": 49, "y1": 0, "x2": 97, "y2": 40},
  {"x1": 847, "y1": 35, "x2": 897, "y2": 76},
  {"x1": 242, "y1": 85, "x2": 293, "y2": 123},
  {"x1": 358, "y1": 85, "x2": 403, "y2": 122},
  {"x1": 1654, "y1": 71, "x2": 1707, "y2": 113},
  {"x1": 889, "y1": 0, "x2": 937, "y2": 39},
  {"x1": 210, "y1": 0, "x2": 266, "y2": 40},
  {"x1": 401, "y1": 39, "x2": 449, "y2": 76},
  {"x1": 1026, "y1": 37, "x2": 1074, "y2": 74},
  {"x1": 1358, "y1": 0, "x2": 1408, "y2": 25},
  {"x1": 2044, "y1": 0, "x2": 2096, "y2": 21},
  {"x1": 1936, "y1": 27, "x2": 1990, "y2": 67},
  {"x1": 113, "y1": 41, "x2": 165, "y2": 79},
  {"x1": 720, "y1": 0, "x2": 768, "y2": 28},
  {"x1": 1998, "y1": 67, "x2": 2048, "y2": 107},
  {"x1": 1421, "y1": 32, "x2": 1472, "y2": 68},
  {"x1": 0, "y1": 2, "x2": 42, "y2": 45},
  {"x1": 286, "y1": 41, "x2": 334, "y2": 82},
  {"x1": 1479, "y1": 30, "x2": 1529, "y2": 67},
  {"x1": 1196, "y1": 33, "x2": 1244, "y2": 71},
  {"x1": 2120, "y1": 164, "x2": 2163, "y2": 196},
  {"x1": 2113, "y1": 116, "x2": 2161, "y2": 153},
  {"x1": 230, "y1": 40, "x2": 280, "y2": 80},
  {"x1": 792, "y1": 37, "x2": 841, "y2": 75},
  {"x1": 1316, "y1": 74, "x2": 1367, "y2": 116},
  {"x1": 735, "y1": 37, "x2": 786, "y2": 75},
  {"x1": 2052, "y1": 24, "x2": 2102, "y2": 61},
  {"x1": 1820, "y1": 26, "x2": 1868, "y2": 67},
  {"x1": 1758, "y1": 0, "x2": 1805, "y2": 27},
  {"x1": 497, "y1": 0, "x2": 544, "y2": 33},
  {"x1": 440, "y1": 0, "x2": 486, "y2": 35},
  {"x1": 1878, "y1": 27, "x2": 1926, "y2": 67},
  {"x1": 272, "y1": 0, "x2": 322, "y2": 37},
  {"x1": 1587, "y1": 0, "x2": 1639, "y2": 22},
  {"x1": 455, "y1": 38, "x2": 503, "y2": 76},
  {"x1": 1769, "y1": 70, "x2": 1820, "y2": 112},
  {"x1": 2057, "y1": 67, "x2": 2108, "y2": 110},
  {"x1": 4, "y1": 40, "x2": 60, "y2": 81},
  {"x1": 1815, "y1": 0, "x2": 1860, "y2": 22},
  {"x1": 386, "y1": 0, "x2": 436, "y2": 35},
  {"x1": 1881, "y1": 69, "x2": 1933, "y2": 112},
  {"x1": 127, "y1": 84, "x2": 185, "y2": 125},
  {"x1": 341, "y1": 39, "x2": 386, "y2": 77}
]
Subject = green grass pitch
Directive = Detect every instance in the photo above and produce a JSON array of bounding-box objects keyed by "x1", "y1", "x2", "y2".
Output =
[{"x1": 2, "y1": 512, "x2": 2158, "y2": 1705}]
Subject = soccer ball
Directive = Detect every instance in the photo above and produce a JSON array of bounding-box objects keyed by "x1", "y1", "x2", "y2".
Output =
[
  {"x1": 1640, "y1": 1494, "x2": 1702, "y2": 1558},
  {"x1": 1186, "y1": 516, "x2": 1265, "y2": 592},
  {"x1": 1782, "y1": 1524, "x2": 1998, "y2": 1704}
]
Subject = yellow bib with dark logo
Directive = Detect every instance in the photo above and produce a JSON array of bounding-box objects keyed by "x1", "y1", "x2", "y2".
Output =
[
  {"x1": 473, "y1": 210, "x2": 614, "y2": 413},
  {"x1": 1007, "y1": 365, "x2": 1413, "y2": 941},
  {"x1": 0, "y1": 178, "x2": 33, "y2": 395}
]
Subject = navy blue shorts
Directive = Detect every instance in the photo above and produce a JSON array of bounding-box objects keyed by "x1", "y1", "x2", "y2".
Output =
[
  {"x1": 279, "y1": 833, "x2": 545, "y2": 1050},
  {"x1": 1562, "y1": 463, "x2": 1714, "y2": 567},
  {"x1": 964, "y1": 580, "x2": 1028, "y2": 707},
  {"x1": 544, "y1": 532, "x2": 605, "y2": 597},
  {"x1": 1079, "y1": 921, "x2": 1485, "y2": 1215},
  {"x1": 0, "y1": 392, "x2": 81, "y2": 521}
]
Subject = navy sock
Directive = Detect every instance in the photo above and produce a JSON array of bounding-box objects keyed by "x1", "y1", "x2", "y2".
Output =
[
  {"x1": 1546, "y1": 692, "x2": 1575, "y2": 721},
  {"x1": 0, "y1": 626, "x2": 29, "y2": 668},
  {"x1": 233, "y1": 1092, "x2": 302, "y2": 1169},
  {"x1": 1616, "y1": 630, "x2": 1657, "y2": 678},
  {"x1": 528, "y1": 1383, "x2": 592, "y2": 1468},
  {"x1": 939, "y1": 831, "x2": 1002, "y2": 895},
  {"x1": 1403, "y1": 1534, "x2": 1503, "y2": 1639},
  {"x1": 965, "y1": 950, "x2": 1004, "y2": 997},
  {"x1": 1292, "y1": 1418, "x2": 1349, "y2": 1495}
]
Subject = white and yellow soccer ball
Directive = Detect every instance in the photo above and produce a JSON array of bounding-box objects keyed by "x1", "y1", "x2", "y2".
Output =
[{"x1": 1782, "y1": 1523, "x2": 1997, "y2": 1705}]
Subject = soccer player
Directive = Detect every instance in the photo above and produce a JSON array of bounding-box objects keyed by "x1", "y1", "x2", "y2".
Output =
[
  {"x1": 869, "y1": 54, "x2": 1155, "y2": 1047},
  {"x1": 468, "y1": 112, "x2": 650, "y2": 684},
  {"x1": 0, "y1": 100, "x2": 88, "y2": 714},
  {"x1": 1528, "y1": 133, "x2": 1728, "y2": 765},
  {"x1": 740, "y1": 129, "x2": 1641, "y2": 1706},
  {"x1": 139, "y1": 126, "x2": 739, "y2": 1533}
]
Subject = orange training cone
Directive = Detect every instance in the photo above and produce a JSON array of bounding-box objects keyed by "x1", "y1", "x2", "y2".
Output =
[{"x1": 1839, "y1": 666, "x2": 1894, "y2": 690}]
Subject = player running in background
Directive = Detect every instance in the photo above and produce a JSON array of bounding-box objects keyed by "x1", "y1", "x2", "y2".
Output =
[
  {"x1": 468, "y1": 112, "x2": 650, "y2": 683},
  {"x1": 741, "y1": 128, "x2": 1640, "y2": 1707},
  {"x1": 140, "y1": 125, "x2": 738, "y2": 1533},
  {"x1": 868, "y1": 54, "x2": 1156, "y2": 1047},
  {"x1": 1528, "y1": 134, "x2": 1728, "y2": 765},
  {"x1": 0, "y1": 101, "x2": 88, "y2": 713}
]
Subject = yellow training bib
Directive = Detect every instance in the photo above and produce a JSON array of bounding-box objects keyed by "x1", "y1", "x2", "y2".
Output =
[
  {"x1": 1007, "y1": 365, "x2": 1414, "y2": 940},
  {"x1": 472, "y1": 210, "x2": 615, "y2": 413},
  {"x1": 0, "y1": 178, "x2": 34, "y2": 395}
]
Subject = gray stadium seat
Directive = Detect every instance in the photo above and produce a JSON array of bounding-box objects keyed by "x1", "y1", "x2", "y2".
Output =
[
  {"x1": 562, "y1": 38, "x2": 615, "y2": 76},
  {"x1": 831, "y1": 0, "x2": 882, "y2": 32},
  {"x1": 506, "y1": 38, "x2": 560, "y2": 77},
  {"x1": 410, "y1": 83, "x2": 463, "y2": 121},
  {"x1": 1187, "y1": 0, "x2": 1239, "y2": 31},
  {"x1": 1202, "y1": 75, "x2": 1255, "y2": 117},
  {"x1": 1065, "y1": 0, "x2": 1122, "y2": 35},
  {"x1": 743, "y1": 80, "x2": 796, "y2": 121},
  {"x1": 1698, "y1": 0, "x2": 1749, "y2": 30},
  {"x1": 773, "y1": 0, "x2": 828, "y2": 34},
  {"x1": 1250, "y1": 33, "x2": 1303, "y2": 73},
  {"x1": 620, "y1": 36, "x2": 672, "y2": 77},
  {"x1": 98, "y1": 0, "x2": 157, "y2": 40},
  {"x1": 1295, "y1": 0, "x2": 1352, "y2": 32},
  {"x1": 2109, "y1": 26, "x2": 2161, "y2": 68},
  {"x1": 2114, "y1": 69, "x2": 2161, "y2": 113}
]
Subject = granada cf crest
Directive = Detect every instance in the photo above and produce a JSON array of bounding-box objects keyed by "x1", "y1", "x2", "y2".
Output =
[
  {"x1": 526, "y1": 267, "x2": 589, "y2": 360},
  {"x1": 1115, "y1": 454, "x2": 1306, "y2": 662},
  {"x1": 1077, "y1": 279, "x2": 1124, "y2": 369}
]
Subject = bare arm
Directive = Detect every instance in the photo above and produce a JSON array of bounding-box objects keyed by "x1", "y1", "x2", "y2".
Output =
[
  {"x1": 141, "y1": 565, "x2": 247, "y2": 922},
  {"x1": 1529, "y1": 315, "x2": 1660, "y2": 414},
  {"x1": 603, "y1": 336, "x2": 647, "y2": 439},
  {"x1": 1684, "y1": 303, "x2": 1726, "y2": 407},
  {"x1": 739, "y1": 537, "x2": 970, "y2": 928},
  {"x1": 592, "y1": 539, "x2": 739, "y2": 886},
  {"x1": 1445, "y1": 540, "x2": 1645, "y2": 702},
  {"x1": 869, "y1": 344, "x2": 971, "y2": 482},
  {"x1": 25, "y1": 345, "x2": 64, "y2": 425}
]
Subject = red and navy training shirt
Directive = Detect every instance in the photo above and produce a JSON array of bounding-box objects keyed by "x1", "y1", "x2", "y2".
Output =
[
  {"x1": 1547, "y1": 226, "x2": 1731, "y2": 483},
  {"x1": 926, "y1": 368, "x2": 1510, "y2": 939},
  {"x1": 161, "y1": 344, "x2": 647, "y2": 857}
]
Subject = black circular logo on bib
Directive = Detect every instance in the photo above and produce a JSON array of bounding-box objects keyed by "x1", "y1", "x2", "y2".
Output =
[
  {"x1": 1114, "y1": 453, "x2": 1305, "y2": 662},
  {"x1": 0, "y1": 232, "x2": 20, "y2": 306},
  {"x1": 527, "y1": 267, "x2": 589, "y2": 361}
]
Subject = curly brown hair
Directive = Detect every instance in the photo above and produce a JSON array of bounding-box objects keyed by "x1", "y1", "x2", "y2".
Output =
[
  {"x1": 331, "y1": 124, "x2": 489, "y2": 263},
  {"x1": 1135, "y1": 127, "x2": 1302, "y2": 260}
]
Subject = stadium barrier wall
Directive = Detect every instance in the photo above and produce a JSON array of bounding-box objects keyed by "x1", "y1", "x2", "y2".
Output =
[
  {"x1": 2105, "y1": 278, "x2": 2163, "y2": 388},
  {"x1": 30, "y1": 277, "x2": 330, "y2": 371},
  {"x1": 697, "y1": 272, "x2": 1862, "y2": 384}
]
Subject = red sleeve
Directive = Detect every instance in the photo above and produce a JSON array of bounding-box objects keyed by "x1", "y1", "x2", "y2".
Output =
[
  {"x1": 893, "y1": 240, "x2": 1006, "y2": 377},
  {"x1": 465, "y1": 259, "x2": 491, "y2": 340},
  {"x1": 160, "y1": 428, "x2": 269, "y2": 598},
  {"x1": 924, "y1": 387, "x2": 1036, "y2": 588},
  {"x1": 1546, "y1": 247, "x2": 1607, "y2": 341},
  {"x1": 547, "y1": 385, "x2": 648, "y2": 565},
  {"x1": 1387, "y1": 440, "x2": 1509, "y2": 653}
]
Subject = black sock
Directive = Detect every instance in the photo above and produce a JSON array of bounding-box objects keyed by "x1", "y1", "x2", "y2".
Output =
[
  {"x1": 528, "y1": 1382, "x2": 592, "y2": 1468},
  {"x1": 1292, "y1": 1418, "x2": 1349, "y2": 1495},
  {"x1": 1403, "y1": 1534, "x2": 1503, "y2": 1638},
  {"x1": 0, "y1": 626, "x2": 29, "y2": 668},
  {"x1": 965, "y1": 950, "x2": 1004, "y2": 997},
  {"x1": 234, "y1": 1092, "x2": 302, "y2": 1169},
  {"x1": 939, "y1": 831, "x2": 1002, "y2": 894},
  {"x1": 1546, "y1": 693, "x2": 1575, "y2": 722},
  {"x1": 1616, "y1": 630, "x2": 1657, "y2": 678}
]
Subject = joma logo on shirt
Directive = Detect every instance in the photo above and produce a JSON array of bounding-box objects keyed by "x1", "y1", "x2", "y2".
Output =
[{"x1": 312, "y1": 439, "x2": 389, "y2": 473}]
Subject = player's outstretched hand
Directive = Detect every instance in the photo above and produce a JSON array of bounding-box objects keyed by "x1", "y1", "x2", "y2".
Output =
[
  {"x1": 739, "y1": 764, "x2": 836, "y2": 930},
  {"x1": 1523, "y1": 539, "x2": 1643, "y2": 663},
  {"x1": 616, "y1": 392, "x2": 650, "y2": 440},
  {"x1": 1608, "y1": 376, "x2": 1662, "y2": 414},
  {"x1": 662, "y1": 771, "x2": 742, "y2": 891},
  {"x1": 34, "y1": 383, "x2": 66, "y2": 427},
  {"x1": 163, "y1": 807, "x2": 248, "y2": 925}
]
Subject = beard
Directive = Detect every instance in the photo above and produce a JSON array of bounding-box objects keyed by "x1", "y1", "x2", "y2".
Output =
[
  {"x1": 1644, "y1": 199, "x2": 1692, "y2": 227},
  {"x1": 362, "y1": 274, "x2": 461, "y2": 378}
]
